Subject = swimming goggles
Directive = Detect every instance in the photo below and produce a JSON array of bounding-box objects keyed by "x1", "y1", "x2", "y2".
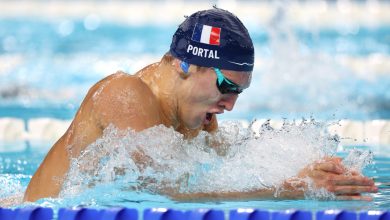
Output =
[{"x1": 213, "y1": 68, "x2": 243, "y2": 94}]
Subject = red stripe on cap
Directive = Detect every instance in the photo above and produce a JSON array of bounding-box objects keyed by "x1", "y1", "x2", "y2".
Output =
[{"x1": 209, "y1": 27, "x2": 221, "y2": 45}]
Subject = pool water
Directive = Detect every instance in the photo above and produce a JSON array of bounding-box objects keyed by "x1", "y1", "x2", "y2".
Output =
[
  {"x1": 1, "y1": 0, "x2": 390, "y2": 213},
  {"x1": 0, "y1": 15, "x2": 389, "y2": 120},
  {"x1": 0, "y1": 127, "x2": 389, "y2": 210},
  {"x1": 0, "y1": 143, "x2": 389, "y2": 210}
]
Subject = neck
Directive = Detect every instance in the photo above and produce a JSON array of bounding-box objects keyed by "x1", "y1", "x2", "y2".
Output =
[{"x1": 136, "y1": 61, "x2": 181, "y2": 130}]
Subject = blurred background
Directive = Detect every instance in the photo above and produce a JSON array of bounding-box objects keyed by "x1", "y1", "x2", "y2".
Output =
[
  {"x1": 0, "y1": 0, "x2": 390, "y2": 208},
  {"x1": 0, "y1": 0, "x2": 389, "y2": 121}
]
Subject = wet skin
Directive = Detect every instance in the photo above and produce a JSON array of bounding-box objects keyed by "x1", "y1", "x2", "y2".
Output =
[{"x1": 23, "y1": 57, "x2": 377, "y2": 202}]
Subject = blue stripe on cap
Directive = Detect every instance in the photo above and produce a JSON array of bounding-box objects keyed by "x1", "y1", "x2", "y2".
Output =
[{"x1": 191, "y1": 23, "x2": 202, "y2": 42}]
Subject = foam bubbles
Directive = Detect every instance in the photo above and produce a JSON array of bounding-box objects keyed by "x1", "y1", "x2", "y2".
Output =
[
  {"x1": 343, "y1": 149, "x2": 373, "y2": 173},
  {"x1": 59, "y1": 120, "x2": 371, "y2": 201},
  {"x1": 0, "y1": 174, "x2": 25, "y2": 207}
]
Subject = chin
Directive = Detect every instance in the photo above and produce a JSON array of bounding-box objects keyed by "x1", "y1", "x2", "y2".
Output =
[
  {"x1": 184, "y1": 118, "x2": 203, "y2": 130},
  {"x1": 186, "y1": 123, "x2": 202, "y2": 130}
]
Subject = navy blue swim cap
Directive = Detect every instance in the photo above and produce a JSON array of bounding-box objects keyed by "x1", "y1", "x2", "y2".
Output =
[{"x1": 169, "y1": 8, "x2": 254, "y2": 72}]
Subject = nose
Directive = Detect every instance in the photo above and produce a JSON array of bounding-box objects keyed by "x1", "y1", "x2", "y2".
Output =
[{"x1": 218, "y1": 94, "x2": 239, "y2": 111}]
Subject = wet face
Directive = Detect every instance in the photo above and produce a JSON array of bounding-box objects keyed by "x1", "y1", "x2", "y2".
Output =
[{"x1": 178, "y1": 67, "x2": 252, "y2": 129}]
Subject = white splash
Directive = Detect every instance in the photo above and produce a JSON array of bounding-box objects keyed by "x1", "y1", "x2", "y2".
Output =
[
  {"x1": 0, "y1": 174, "x2": 25, "y2": 207},
  {"x1": 343, "y1": 149, "x2": 373, "y2": 174},
  {"x1": 59, "y1": 119, "x2": 373, "y2": 202}
]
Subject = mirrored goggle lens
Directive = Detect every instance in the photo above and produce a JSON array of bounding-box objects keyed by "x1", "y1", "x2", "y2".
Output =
[{"x1": 216, "y1": 80, "x2": 243, "y2": 94}]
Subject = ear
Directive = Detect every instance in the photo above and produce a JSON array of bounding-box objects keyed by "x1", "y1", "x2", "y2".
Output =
[{"x1": 173, "y1": 59, "x2": 191, "y2": 79}]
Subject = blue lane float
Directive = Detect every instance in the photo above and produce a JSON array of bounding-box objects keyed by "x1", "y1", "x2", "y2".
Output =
[
  {"x1": 14, "y1": 207, "x2": 53, "y2": 220},
  {"x1": 272, "y1": 210, "x2": 312, "y2": 220},
  {"x1": 0, "y1": 207, "x2": 53, "y2": 220},
  {"x1": 0, "y1": 208, "x2": 389, "y2": 220},
  {"x1": 99, "y1": 208, "x2": 138, "y2": 220},
  {"x1": 360, "y1": 211, "x2": 390, "y2": 220},
  {"x1": 229, "y1": 209, "x2": 270, "y2": 220},
  {"x1": 0, "y1": 207, "x2": 16, "y2": 220},
  {"x1": 316, "y1": 210, "x2": 357, "y2": 220},
  {"x1": 58, "y1": 208, "x2": 100, "y2": 220},
  {"x1": 143, "y1": 208, "x2": 185, "y2": 220},
  {"x1": 186, "y1": 209, "x2": 224, "y2": 220}
]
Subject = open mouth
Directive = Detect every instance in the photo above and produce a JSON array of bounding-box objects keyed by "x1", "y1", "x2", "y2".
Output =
[{"x1": 205, "y1": 113, "x2": 213, "y2": 123}]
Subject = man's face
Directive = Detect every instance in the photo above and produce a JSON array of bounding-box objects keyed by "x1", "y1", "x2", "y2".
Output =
[{"x1": 178, "y1": 67, "x2": 252, "y2": 129}]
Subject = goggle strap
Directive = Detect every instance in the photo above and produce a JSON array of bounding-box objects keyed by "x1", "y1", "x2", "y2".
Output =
[{"x1": 214, "y1": 68, "x2": 226, "y2": 85}]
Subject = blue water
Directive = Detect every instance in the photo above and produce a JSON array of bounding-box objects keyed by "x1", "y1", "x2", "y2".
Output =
[
  {"x1": 1, "y1": 20, "x2": 389, "y2": 56},
  {"x1": 0, "y1": 143, "x2": 389, "y2": 210},
  {"x1": 0, "y1": 19, "x2": 389, "y2": 120},
  {"x1": 1, "y1": 7, "x2": 390, "y2": 212}
]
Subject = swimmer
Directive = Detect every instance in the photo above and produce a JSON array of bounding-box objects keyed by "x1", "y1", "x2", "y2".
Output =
[{"x1": 24, "y1": 8, "x2": 377, "y2": 202}]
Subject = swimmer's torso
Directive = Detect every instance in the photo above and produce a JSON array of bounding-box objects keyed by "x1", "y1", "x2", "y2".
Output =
[{"x1": 24, "y1": 65, "x2": 216, "y2": 201}]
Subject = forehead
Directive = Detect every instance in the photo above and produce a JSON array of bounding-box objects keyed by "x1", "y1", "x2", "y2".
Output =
[{"x1": 220, "y1": 69, "x2": 252, "y2": 89}]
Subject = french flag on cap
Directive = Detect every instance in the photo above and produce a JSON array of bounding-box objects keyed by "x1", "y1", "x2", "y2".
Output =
[{"x1": 191, "y1": 23, "x2": 221, "y2": 46}]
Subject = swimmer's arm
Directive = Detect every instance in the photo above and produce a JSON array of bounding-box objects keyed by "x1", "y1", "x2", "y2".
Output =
[
  {"x1": 294, "y1": 157, "x2": 377, "y2": 201},
  {"x1": 93, "y1": 73, "x2": 162, "y2": 131},
  {"x1": 24, "y1": 73, "x2": 162, "y2": 202},
  {"x1": 166, "y1": 178, "x2": 374, "y2": 202},
  {"x1": 165, "y1": 157, "x2": 377, "y2": 201},
  {"x1": 23, "y1": 74, "x2": 114, "y2": 202},
  {"x1": 162, "y1": 181, "x2": 303, "y2": 202}
]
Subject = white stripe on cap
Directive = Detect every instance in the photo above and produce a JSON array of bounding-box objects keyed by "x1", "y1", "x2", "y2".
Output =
[
  {"x1": 200, "y1": 25, "x2": 212, "y2": 44},
  {"x1": 227, "y1": 60, "x2": 254, "y2": 66}
]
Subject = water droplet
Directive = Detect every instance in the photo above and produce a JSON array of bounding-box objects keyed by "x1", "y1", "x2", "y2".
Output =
[
  {"x1": 84, "y1": 14, "x2": 101, "y2": 31},
  {"x1": 57, "y1": 20, "x2": 74, "y2": 37}
]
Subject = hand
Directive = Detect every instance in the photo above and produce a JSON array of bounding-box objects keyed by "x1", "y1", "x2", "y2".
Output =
[{"x1": 297, "y1": 157, "x2": 378, "y2": 201}]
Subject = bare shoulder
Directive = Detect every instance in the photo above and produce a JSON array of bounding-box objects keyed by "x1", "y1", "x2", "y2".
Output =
[{"x1": 90, "y1": 71, "x2": 162, "y2": 131}]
